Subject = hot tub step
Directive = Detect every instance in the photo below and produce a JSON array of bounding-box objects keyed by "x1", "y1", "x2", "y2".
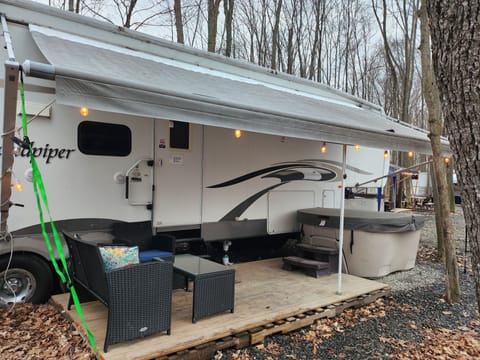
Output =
[
  {"x1": 295, "y1": 243, "x2": 339, "y2": 273},
  {"x1": 282, "y1": 256, "x2": 330, "y2": 278}
]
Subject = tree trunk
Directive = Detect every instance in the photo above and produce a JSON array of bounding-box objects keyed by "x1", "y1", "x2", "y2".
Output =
[
  {"x1": 224, "y1": 0, "x2": 234, "y2": 57},
  {"x1": 271, "y1": 0, "x2": 282, "y2": 70},
  {"x1": 174, "y1": 0, "x2": 184, "y2": 44},
  {"x1": 429, "y1": 161, "x2": 445, "y2": 261},
  {"x1": 420, "y1": 0, "x2": 460, "y2": 303},
  {"x1": 208, "y1": 0, "x2": 221, "y2": 52},
  {"x1": 427, "y1": 0, "x2": 478, "y2": 307}
]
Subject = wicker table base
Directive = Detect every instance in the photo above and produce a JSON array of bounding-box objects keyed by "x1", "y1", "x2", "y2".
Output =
[{"x1": 173, "y1": 254, "x2": 235, "y2": 323}]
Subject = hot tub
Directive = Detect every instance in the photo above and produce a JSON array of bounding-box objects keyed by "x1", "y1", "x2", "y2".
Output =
[{"x1": 297, "y1": 208, "x2": 425, "y2": 278}]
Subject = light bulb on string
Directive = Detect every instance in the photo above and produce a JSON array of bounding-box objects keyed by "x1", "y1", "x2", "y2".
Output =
[
  {"x1": 408, "y1": 151, "x2": 414, "y2": 158},
  {"x1": 321, "y1": 142, "x2": 327, "y2": 153},
  {"x1": 79, "y1": 106, "x2": 89, "y2": 117},
  {"x1": 384, "y1": 150, "x2": 389, "y2": 159},
  {"x1": 10, "y1": 170, "x2": 23, "y2": 193},
  {"x1": 354, "y1": 144, "x2": 361, "y2": 152},
  {"x1": 15, "y1": 181, "x2": 23, "y2": 193},
  {"x1": 234, "y1": 129, "x2": 242, "y2": 139}
]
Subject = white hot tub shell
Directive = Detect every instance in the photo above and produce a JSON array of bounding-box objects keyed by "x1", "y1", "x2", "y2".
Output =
[{"x1": 297, "y1": 208, "x2": 425, "y2": 278}]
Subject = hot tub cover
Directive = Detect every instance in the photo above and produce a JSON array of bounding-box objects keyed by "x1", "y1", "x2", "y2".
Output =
[{"x1": 298, "y1": 208, "x2": 424, "y2": 233}]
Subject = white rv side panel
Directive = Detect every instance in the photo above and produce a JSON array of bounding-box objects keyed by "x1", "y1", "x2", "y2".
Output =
[
  {"x1": 9, "y1": 105, "x2": 154, "y2": 231},
  {"x1": 153, "y1": 121, "x2": 203, "y2": 228},
  {"x1": 267, "y1": 190, "x2": 315, "y2": 234}
]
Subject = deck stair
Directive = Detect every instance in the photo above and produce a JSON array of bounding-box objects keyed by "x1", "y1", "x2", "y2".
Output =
[{"x1": 283, "y1": 243, "x2": 339, "y2": 277}]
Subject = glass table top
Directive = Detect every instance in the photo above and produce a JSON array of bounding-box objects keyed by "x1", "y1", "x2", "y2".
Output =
[{"x1": 174, "y1": 254, "x2": 233, "y2": 276}]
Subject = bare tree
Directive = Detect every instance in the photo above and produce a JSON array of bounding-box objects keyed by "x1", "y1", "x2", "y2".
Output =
[
  {"x1": 271, "y1": 0, "x2": 282, "y2": 70},
  {"x1": 372, "y1": 0, "x2": 419, "y2": 208},
  {"x1": 223, "y1": 0, "x2": 235, "y2": 56},
  {"x1": 427, "y1": 0, "x2": 480, "y2": 310},
  {"x1": 174, "y1": 0, "x2": 185, "y2": 43},
  {"x1": 207, "y1": 0, "x2": 221, "y2": 52},
  {"x1": 419, "y1": 0, "x2": 459, "y2": 303}
]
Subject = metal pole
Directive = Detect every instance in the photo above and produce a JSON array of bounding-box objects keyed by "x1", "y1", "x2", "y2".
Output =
[
  {"x1": 337, "y1": 144, "x2": 347, "y2": 295},
  {"x1": 355, "y1": 160, "x2": 432, "y2": 188}
]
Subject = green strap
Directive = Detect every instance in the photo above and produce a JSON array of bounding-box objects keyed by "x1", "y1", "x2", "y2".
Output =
[{"x1": 19, "y1": 72, "x2": 98, "y2": 356}]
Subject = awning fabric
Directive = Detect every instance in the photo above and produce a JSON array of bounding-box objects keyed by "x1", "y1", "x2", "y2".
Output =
[{"x1": 28, "y1": 25, "x2": 448, "y2": 154}]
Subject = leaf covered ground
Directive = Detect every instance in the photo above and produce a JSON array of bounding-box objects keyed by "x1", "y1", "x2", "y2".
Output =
[{"x1": 0, "y1": 248, "x2": 478, "y2": 359}]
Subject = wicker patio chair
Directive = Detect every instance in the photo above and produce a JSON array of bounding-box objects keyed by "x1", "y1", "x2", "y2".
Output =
[
  {"x1": 63, "y1": 232, "x2": 173, "y2": 352},
  {"x1": 112, "y1": 221, "x2": 175, "y2": 262}
]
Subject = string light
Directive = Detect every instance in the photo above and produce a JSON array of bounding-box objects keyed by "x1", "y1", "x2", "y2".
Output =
[
  {"x1": 79, "y1": 106, "x2": 89, "y2": 117},
  {"x1": 321, "y1": 142, "x2": 327, "y2": 153},
  {"x1": 234, "y1": 129, "x2": 242, "y2": 138},
  {"x1": 444, "y1": 157, "x2": 450, "y2": 164},
  {"x1": 14, "y1": 181, "x2": 23, "y2": 193},
  {"x1": 354, "y1": 144, "x2": 361, "y2": 152},
  {"x1": 408, "y1": 151, "x2": 414, "y2": 158},
  {"x1": 384, "y1": 150, "x2": 389, "y2": 159}
]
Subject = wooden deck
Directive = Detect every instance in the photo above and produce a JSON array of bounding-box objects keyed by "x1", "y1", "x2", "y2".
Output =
[{"x1": 51, "y1": 258, "x2": 389, "y2": 360}]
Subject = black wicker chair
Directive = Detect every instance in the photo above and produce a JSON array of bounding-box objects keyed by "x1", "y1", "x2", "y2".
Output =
[
  {"x1": 63, "y1": 232, "x2": 173, "y2": 352},
  {"x1": 112, "y1": 221, "x2": 175, "y2": 263}
]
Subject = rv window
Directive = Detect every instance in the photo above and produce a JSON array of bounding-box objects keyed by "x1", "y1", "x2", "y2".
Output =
[
  {"x1": 169, "y1": 121, "x2": 189, "y2": 149},
  {"x1": 78, "y1": 121, "x2": 132, "y2": 156}
]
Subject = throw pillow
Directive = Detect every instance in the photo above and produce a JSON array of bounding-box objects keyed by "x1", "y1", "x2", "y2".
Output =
[{"x1": 99, "y1": 246, "x2": 139, "y2": 270}]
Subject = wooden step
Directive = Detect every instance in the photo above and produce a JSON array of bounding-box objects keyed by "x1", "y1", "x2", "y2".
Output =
[
  {"x1": 295, "y1": 243, "x2": 339, "y2": 273},
  {"x1": 296, "y1": 243, "x2": 339, "y2": 255},
  {"x1": 282, "y1": 256, "x2": 330, "y2": 278}
]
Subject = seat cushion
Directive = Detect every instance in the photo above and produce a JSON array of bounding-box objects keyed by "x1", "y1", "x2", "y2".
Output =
[
  {"x1": 99, "y1": 246, "x2": 140, "y2": 270},
  {"x1": 139, "y1": 249, "x2": 174, "y2": 263}
]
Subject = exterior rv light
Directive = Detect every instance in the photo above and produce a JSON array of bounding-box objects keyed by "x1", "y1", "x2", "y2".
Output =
[
  {"x1": 14, "y1": 181, "x2": 23, "y2": 193},
  {"x1": 234, "y1": 129, "x2": 242, "y2": 138},
  {"x1": 384, "y1": 150, "x2": 389, "y2": 159},
  {"x1": 321, "y1": 142, "x2": 327, "y2": 153},
  {"x1": 79, "y1": 107, "x2": 89, "y2": 117},
  {"x1": 408, "y1": 151, "x2": 414, "y2": 158},
  {"x1": 354, "y1": 144, "x2": 361, "y2": 152}
]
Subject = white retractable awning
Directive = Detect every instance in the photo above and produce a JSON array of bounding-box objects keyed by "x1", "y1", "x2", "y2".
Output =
[{"x1": 27, "y1": 25, "x2": 449, "y2": 154}]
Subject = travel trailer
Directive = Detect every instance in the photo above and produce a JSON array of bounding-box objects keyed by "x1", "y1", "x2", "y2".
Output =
[{"x1": 0, "y1": 0, "x2": 446, "y2": 305}]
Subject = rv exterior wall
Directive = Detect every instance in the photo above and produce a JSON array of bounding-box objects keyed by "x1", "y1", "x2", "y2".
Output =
[{"x1": 6, "y1": 100, "x2": 388, "y2": 238}]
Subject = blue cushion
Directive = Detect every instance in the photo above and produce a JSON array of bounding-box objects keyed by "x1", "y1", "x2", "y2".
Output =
[{"x1": 139, "y1": 249, "x2": 173, "y2": 263}]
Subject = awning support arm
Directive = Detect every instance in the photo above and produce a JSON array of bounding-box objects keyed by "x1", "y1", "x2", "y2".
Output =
[
  {"x1": 1, "y1": 14, "x2": 19, "y2": 236},
  {"x1": 337, "y1": 144, "x2": 347, "y2": 295},
  {"x1": 1, "y1": 14, "x2": 15, "y2": 61},
  {"x1": 1, "y1": 62, "x2": 20, "y2": 235},
  {"x1": 355, "y1": 159, "x2": 432, "y2": 188}
]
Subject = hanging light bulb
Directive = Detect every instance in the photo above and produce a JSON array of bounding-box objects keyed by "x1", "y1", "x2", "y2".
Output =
[
  {"x1": 384, "y1": 150, "x2": 389, "y2": 159},
  {"x1": 79, "y1": 106, "x2": 89, "y2": 117},
  {"x1": 321, "y1": 142, "x2": 327, "y2": 153},
  {"x1": 408, "y1": 151, "x2": 414, "y2": 158},
  {"x1": 354, "y1": 144, "x2": 361, "y2": 152},
  {"x1": 234, "y1": 129, "x2": 242, "y2": 138},
  {"x1": 444, "y1": 157, "x2": 450, "y2": 164},
  {"x1": 14, "y1": 181, "x2": 23, "y2": 193}
]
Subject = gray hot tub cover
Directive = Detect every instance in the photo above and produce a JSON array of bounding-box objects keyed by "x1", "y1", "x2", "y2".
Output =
[{"x1": 298, "y1": 207, "x2": 425, "y2": 233}]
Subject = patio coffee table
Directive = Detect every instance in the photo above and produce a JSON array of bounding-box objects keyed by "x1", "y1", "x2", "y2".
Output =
[{"x1": 173, "y1": 254, "x2": 235, "y2": 323}]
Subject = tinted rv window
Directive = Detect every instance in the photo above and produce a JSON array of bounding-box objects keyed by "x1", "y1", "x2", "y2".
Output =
[
  {"x1": 169, "y1": 121, "x2": 189, "y2": 149},
  {"x1": 78, "y1": 121, "x2": 132, "y2": 156}
]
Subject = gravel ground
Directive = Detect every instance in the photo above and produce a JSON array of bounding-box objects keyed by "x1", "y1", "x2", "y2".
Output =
[
  {"x1": 1, "y1": 207, "x2": 478, "y2": 359},
  {"x1": 217, "y1": 206, "x2": 480, "y2": 360}
]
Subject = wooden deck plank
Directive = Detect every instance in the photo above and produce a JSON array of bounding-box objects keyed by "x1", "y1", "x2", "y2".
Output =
[{"x1": 52, "y1": 257, "x2": 388, "y2": 360}]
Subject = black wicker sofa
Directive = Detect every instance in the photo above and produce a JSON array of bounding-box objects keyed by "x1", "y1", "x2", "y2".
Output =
[{"x1": 63, "y1": 232, "x2": 173, "y2": 352}]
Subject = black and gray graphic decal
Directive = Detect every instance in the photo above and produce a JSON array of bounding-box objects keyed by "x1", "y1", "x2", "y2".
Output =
[{"x1": 208, "y1": 160, "x2": 372, "y2": 221}]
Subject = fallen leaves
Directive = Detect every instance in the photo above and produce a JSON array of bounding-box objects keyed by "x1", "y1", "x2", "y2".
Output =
[
  {"x1": 295, "y1": 290, "x2": 480, "y2": 360},
  {"x1": 389, "y1": 328, "x2": 480, "y2": 359},
  {"x1": 0, "y1": 303, "x2": 95, "y2": 360}
]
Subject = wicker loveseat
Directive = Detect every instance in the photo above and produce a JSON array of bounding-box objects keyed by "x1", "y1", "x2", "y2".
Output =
[{"x1": 63, "y1": 232, "x2": 173, "y2": 352}]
